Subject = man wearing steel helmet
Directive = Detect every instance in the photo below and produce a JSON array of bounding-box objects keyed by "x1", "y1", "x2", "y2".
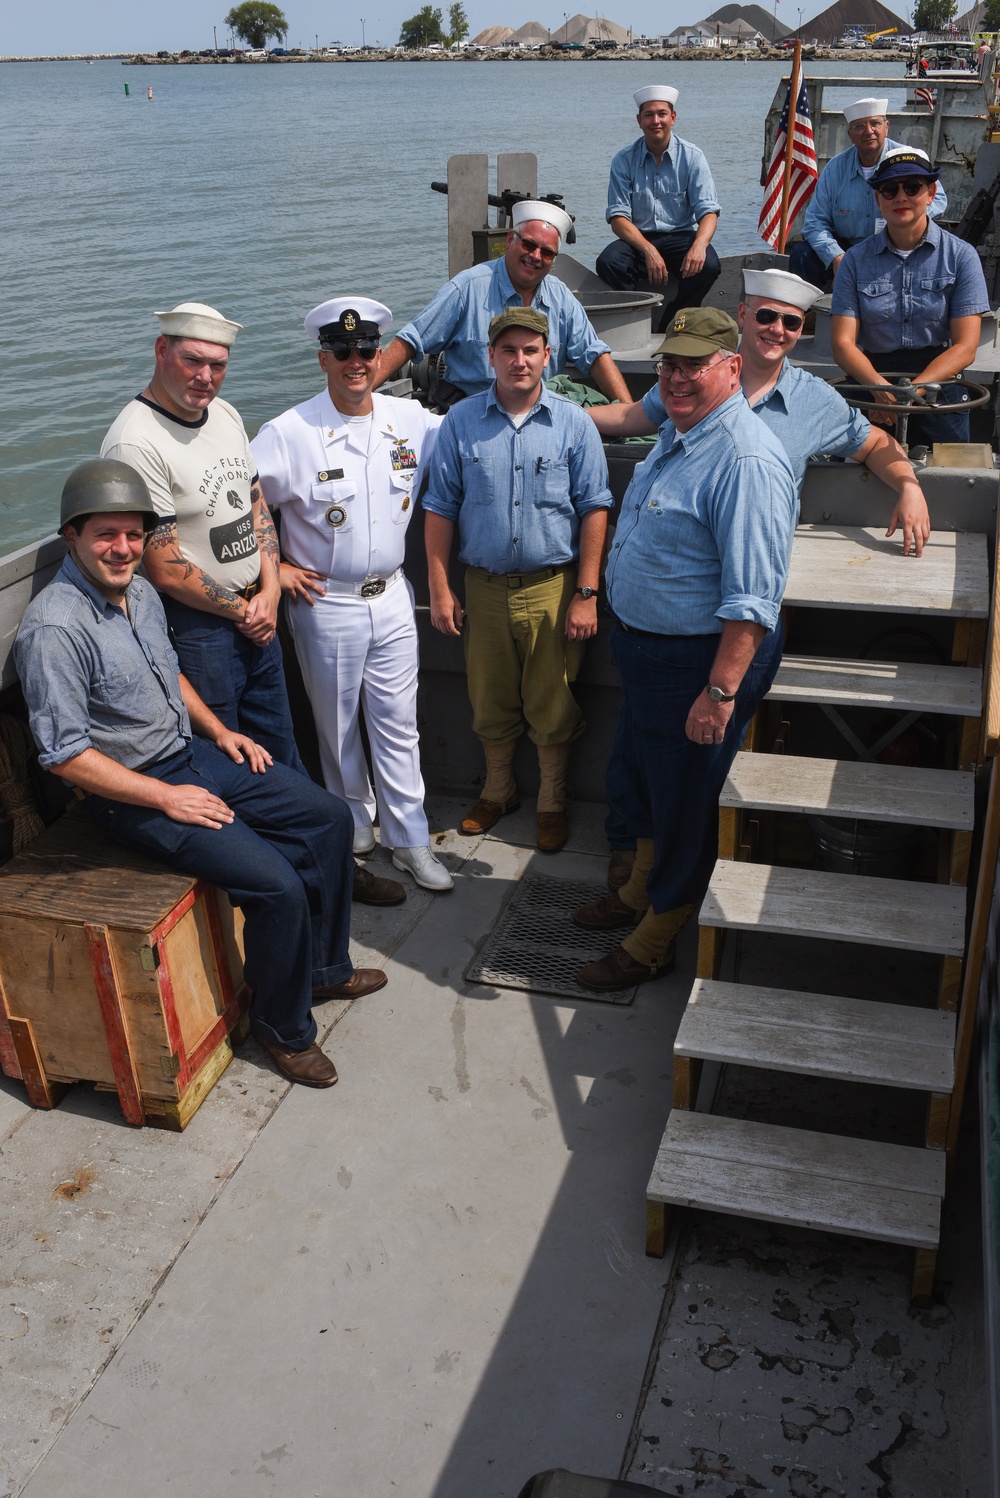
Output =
[
  {"x1": 252, "y1": 298, "x2": 452, "y2": 894},
  {"x1": 14, "y1": 460, "x2": 385, "y2": 1090},
  {"x1": 596, "y1": 85, "x2": 722, "y2": 312},
  {"x1": 790, "y1": 97, "x2": 948, "y2": 292},
  {"x1": 571, "y1": 308, "x2": 796, "y2": 991},
  {"x1": 374, "y1": 200, "x2": 632, "y2": 405}
]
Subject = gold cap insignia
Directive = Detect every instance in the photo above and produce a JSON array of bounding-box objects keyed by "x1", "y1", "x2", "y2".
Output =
[
  {"x1": 343, "y1": 310, "x2": 357, "y2": 332},
  {"x1": 673, "y1": 314, "x2": 686, "y2": 332}
]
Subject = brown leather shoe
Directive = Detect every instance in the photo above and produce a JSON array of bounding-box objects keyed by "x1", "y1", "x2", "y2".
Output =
[
  {"x1": 537, "y1": 810, "x2": 568, "y2": 852},
  {"x1": 572, "y1": 891, "x2": 640, "y2": 929},
  {"x1": 352, "y1": 864, "x2": 406, "y2": 906},
  {"x1": 576, "y1": 942, "x2": 675, "y2": 992},
  {"x1": 460, "y1": 796, "x2": 520, "y2": 835},
  {"x1": 314, "y1": 968, "x2": 388, "y2": 1000},
  {"x1": 259, "y1": 1039, "x2": 338, "y2": 1088},
  {"x1": 607, "y1": 849, "x2": 636, "y2": 890}
]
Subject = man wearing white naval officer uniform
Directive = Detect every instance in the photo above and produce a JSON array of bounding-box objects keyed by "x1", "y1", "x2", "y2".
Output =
[{"x1": 252, "y1": 297, "x2": 452, "y2": 892}]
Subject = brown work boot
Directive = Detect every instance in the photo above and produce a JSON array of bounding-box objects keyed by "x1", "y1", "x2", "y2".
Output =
[
  {"x1": 258, "y1": 1039, "x2": 338, "y2": 1088},
  {"x1": 571, "y1": 891, "x2": 639, "y2": 928},
  {"x1": 536, "y1": 742, "x2": 570, "y2": 852},
  {"x1": 352, "y1": 864, "x2": 406, "y2": 905},
  {"x1": 460, "y1": 794, "x2": 520, "y2": 835},
  {"x1": 536, "y1": 810, "x2": 568, "y2": 852},
  {"x1": 607, "y1": 849, "x2": 636, "y2": 890},
  {"x1": 461, "y1": 740, "x2": 520, "y2": 835},
  {"x1": 576, "y1": 942, "x2": 675, "y2": 992},
  {"x1": 314, "y1": 968, "x2": 388, "y2": 1000}
]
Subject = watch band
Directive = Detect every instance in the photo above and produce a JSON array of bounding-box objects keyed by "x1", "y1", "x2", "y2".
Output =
[{"x1": 706, "y1": 683, "x2": 737, "y2": 703}]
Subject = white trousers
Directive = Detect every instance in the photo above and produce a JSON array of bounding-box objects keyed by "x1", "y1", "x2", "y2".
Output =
[{"x1": 287, "y1": 577, "x2": 430, "y2": 849}]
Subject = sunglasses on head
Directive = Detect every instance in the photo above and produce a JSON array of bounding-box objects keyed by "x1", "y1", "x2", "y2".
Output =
[
  {"x1": 325, "y1": 340, "x2": 380, "y2": 362},
  {"x1": 754, "y1": 307, "x2": 803, "y2": 332},
  {"x1": 513, "y1": 230, "x2": 558, "y2": 263},
  {"x1": 874, "y1": 178, "x2": 930, "y2": 199}
]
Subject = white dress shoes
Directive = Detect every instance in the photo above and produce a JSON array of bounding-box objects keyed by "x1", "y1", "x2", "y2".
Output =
[
  {"x1": 391, "y1": 845, "x2": 454, "y2": 892},
  {"x1": 353, "y1": 825, "x2": 376, "y2": 855}
]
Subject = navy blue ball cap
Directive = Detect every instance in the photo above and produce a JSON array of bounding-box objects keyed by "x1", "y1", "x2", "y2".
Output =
[{"x1": 869, "y1": 147, "x2": 939, "y2": 189}]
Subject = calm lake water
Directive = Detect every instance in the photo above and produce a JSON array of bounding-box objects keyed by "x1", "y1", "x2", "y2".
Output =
[{"x1": 1, "y1": 56, "x2": 905, "y2": 548}]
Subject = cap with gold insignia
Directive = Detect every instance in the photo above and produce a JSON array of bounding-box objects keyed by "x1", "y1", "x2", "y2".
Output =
[
  {"x1": 742, "y1": 268, "x2": 824, "y2": 313},
  {"x1": 153, "y1": 302, "x2": 243, "y2": 346},
  {"x1": 656, "y1": 307, "x2": 739, "y2": 359},
  {"x1": 843, "y1": 96, "x2": 889, "y2": 123},
  {"x1": 869, "y1": 146, "x2": 939, "y2": 187},
  {"x1": 634, "y1": 84, "x2": 678, "y2": 109},
  {"x1": 488, "y1": 307, "x2": 550, "y2": 344},
  {"x1": 305, "y1": 297, "x2": 393, "y2": 346},
  {"x1": 510, "y1": 199, "x2": 573, "y2": 249}
]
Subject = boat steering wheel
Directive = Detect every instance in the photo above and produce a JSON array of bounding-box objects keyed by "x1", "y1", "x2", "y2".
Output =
[{"x1": 836, "y1": 376, "x2": 992, "y2": 448}]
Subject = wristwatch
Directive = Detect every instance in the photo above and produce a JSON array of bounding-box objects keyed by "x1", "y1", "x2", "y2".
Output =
[
  {"x1": 706, "y1": 683, "x2": 737, "y2": 703},
  {"x1": 575, "y1": 586, "x2": 597, "y2": 599}
]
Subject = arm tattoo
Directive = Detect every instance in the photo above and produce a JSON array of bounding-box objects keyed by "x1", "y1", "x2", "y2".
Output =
[{"x1": 252, "y1": 486, "x2": 281, "y2": 572}]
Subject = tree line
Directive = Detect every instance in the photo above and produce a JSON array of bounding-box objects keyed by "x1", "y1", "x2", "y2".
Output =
[{"x1": 222, "y1": 1, "x2": 471, "y2": 50}]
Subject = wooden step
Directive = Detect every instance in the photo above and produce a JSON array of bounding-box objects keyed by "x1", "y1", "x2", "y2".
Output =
[
  {"x1": 783, "y1": 525, "x2": 990, "y2": 617},
  {"x1": 700, "y1": 861, "x2": 966, "y2": 956},
  {"x1": 674, "y1": 979, "x2": 956, "y2": 1092},
  {"x1": 721, "y1": 753, "x2": 974, "y2": 830},
  {"x1": 647, "y1": 1110, "x2": 944, "y2": 1250},
  {"x1": 768, "y1": 654, "x2": 982, "y2": 717}
]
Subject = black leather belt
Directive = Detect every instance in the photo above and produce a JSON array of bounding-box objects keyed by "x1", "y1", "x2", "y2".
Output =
[{"x1": 234, "y1": 578, "x2": 262, "y2": 602}]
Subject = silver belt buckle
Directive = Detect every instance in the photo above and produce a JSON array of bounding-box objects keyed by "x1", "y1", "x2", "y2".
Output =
[{"x1": 360, "y1": 575, "x2": 386, "y2": 598}]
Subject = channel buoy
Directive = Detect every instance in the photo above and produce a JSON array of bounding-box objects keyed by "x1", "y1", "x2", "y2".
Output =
[
  {"x1": 147, "y1": 85, "x2": 153, "y2": 100},
  {"x1": 124, "y1": 83, "x2": 130, "y2": 96}
]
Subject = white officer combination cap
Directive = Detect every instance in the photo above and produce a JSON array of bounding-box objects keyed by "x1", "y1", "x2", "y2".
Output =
[
  {"x1": 511, "y1": 199, "x2": 573, "y2": 249},
  {"x1": 634, "y1": 84, "x2": 678, "y2": 109},
  {"x1": 154, "y1": 302, "x2": 243, "y2": 345},
  {"x1": 843, "y1": 96, "x2": 889, "y2": 123},
  {"x1": 304, "y1": 297, "x2": 393, "y2": 343},
  {"x1": 742, "y1": 268, "x2": 824, "y2": 312}
]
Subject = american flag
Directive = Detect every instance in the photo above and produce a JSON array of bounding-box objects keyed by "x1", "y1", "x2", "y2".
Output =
[
  {"x1": 915, "y1": 85, "x2": 937, "y2": 111},
  {"x1": 758, "y1": 76, "x2": 818, "y2": 249}
]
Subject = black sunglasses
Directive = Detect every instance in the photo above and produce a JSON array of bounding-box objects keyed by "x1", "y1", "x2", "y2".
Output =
[
  {"x1": 754, "y1": 307, "x2": 803, "y2": 332},
  {"x1": 513, "y1": 230, "x2": 558, "y2": 263},
  {"x1": 325, "y1": 341, "x2": 380, "y2": 362},
  {"x1": 873, "y1": 178, "x2": 930, "y2": 199}
]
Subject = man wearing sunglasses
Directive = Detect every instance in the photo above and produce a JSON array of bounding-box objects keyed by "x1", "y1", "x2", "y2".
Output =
[
  {"x1": 831, "y1": 147, "x2": 989, "y2": 449},
  {"x1": 596, "y1": 85, "x2": 722, "y2": 317},
  {"x1": 572, "y1": 308, "x2": 796, "y2": 990},
  {"x1": 251, "y1": 298, "x2": 453, "y2": 894},
  {"x1": 374, "y1": 200, "x2": 631, "y2": 407},
  {"x1": 790, "y1": 97, "x2": 948, "y2": 292}
]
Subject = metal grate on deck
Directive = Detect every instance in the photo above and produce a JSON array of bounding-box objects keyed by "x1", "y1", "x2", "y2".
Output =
[{"x1": 466, "y1": 876, "x2": 638, "y2": 1005}]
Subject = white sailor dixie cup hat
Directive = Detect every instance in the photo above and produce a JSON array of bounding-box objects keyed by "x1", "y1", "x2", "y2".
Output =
[
  {"x1": 510, "y1": 199, "x2": 573, "y2": 249},
  {"x1": 305, "y1": 297, "x2": 393, "y2": 344},
  {"x1": 154, "y1": 302, "x2": 243, "y2": 346},
  {"x1": 843, "y1": 96, "x2": 889, "y2": 123},
  {"x1": 742, "y1": 268, "x2": 824, "y2": 312},
  {"x1": 634, "y1": 85, "x2": 678, "y2": 109}
]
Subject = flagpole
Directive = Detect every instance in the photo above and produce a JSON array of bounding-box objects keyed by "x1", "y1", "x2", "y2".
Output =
[{"x1": 777, "y1": 39, "x2": 803, "y2": 252}]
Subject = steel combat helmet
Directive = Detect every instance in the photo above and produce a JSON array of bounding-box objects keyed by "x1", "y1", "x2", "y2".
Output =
[{"x1": 60, "y1": 458, "x2": 158, "y2": 535}]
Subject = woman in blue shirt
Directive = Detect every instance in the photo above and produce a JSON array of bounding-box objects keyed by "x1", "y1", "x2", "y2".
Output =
[{"x1": 831, "y1": 147, "x2": 988, "y2": 447}]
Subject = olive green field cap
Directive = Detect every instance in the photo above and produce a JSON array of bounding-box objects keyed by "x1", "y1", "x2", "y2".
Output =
[
  {"x1": 656, "y1": 307, "x2": 740, "y2": 359},
  {"x1": 60, "y1": 458, "x2": 158, "y2": 534},
  {"x1": 488, "y1": 307, "x2": 550, "y2": 344}
]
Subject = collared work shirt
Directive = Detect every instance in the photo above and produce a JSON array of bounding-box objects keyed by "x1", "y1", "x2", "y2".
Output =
[
  {"x1": 14, "y1": 556, "x2": 190, "y2": 772},
  {"x1": 395, "y1": 257, "x2": 611, "y2": 397},
  {"x1": 252, "y1": 390, "x2": 441, "y2": 583},
  {"x1": 605, "y1": 134, "x2": 721, "y2": 233},
  {"x1": 642, "y1": 358, "x2": 871, "y2": 491},
  {"x1": 423, "y1": 384, "x2": 613, "y2": 574},
  {"x1": 801, "y1": 139, "x2": 949, "y2": 268},
  {"x1": 831, "y1": 218, "x2": 989, "y2": 354},
  {"x1": 606, "y1": 391, "x2": 796, "y2": 636}
]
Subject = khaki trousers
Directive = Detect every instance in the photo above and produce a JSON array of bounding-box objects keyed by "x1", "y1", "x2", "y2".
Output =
[{"x1": 464, "y1": 564, "x2": 584, "y2": 747}]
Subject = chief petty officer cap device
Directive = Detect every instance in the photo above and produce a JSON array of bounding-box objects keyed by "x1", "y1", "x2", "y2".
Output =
[{"x1": 305, "y1": 297, "x2": 393, "y2": 347}]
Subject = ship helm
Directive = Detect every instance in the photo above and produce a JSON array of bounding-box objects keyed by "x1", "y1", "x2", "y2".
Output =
[{"x1": 59, "y1": 458, "x2": 159, "y2": 535}]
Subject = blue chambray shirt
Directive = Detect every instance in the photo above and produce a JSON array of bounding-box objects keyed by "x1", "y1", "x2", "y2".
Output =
[
  {"x1": 642, "y1": 358, "x2": 871, "y2": 491},
  {"x1": 395, "y1": 257, "x2": 611, "y2": 397},
  {"x1": 606, "y1": 134, "x2": 721, "y2": 233},
  {"x1": 14, "y1": 555, "x2": 190, "y2": 772},
  {"x1": 801, "y1": 139, "x2": 948, "y2": 268},
  {"x1": 422, "y1": 383, "x2": 613, "y2": 573},
  {"x1": 605, "y1": 391, "x2": 796, "y2": 636},
  {"x1": 831, "y1": 218, "x2": 989, "y2": 354}
]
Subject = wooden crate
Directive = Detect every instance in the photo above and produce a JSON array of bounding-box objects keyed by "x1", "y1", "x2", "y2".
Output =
[{"x1": 0, "y1": 808, "x2": 248, "y2": 1130}]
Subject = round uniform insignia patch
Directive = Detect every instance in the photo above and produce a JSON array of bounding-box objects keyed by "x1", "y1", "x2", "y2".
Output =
[{"x1": 326, "y1": 504, "x2": 348, "y2": 528}]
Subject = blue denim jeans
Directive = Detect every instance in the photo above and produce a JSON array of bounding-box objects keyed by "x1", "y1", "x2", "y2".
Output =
[
  {"x1": 596, "y1": 230, "x2": 722, "y2": 312},
  {"x1": 162, "y1": 598, "x2": 306, "y2": 775},
  {"x1": 84, "y1": 740, "x2": 354, "y2": 1051},
  {"x1": 869, "y1": 348, "x2": 971, "y2": 446},
  {"x1": 609, "y1": 622, "x2": 783, "y2": 911},
  {"x1": 787, "y1": 239, "x2": 835, "y2": 292}
]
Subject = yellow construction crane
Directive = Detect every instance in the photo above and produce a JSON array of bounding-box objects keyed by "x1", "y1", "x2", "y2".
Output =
[{"x1": 865, "y1": 26, "x2": 898, "y2": 41}]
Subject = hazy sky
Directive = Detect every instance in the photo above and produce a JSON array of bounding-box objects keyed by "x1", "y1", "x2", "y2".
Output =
[{"x1": 6, "y1": 0, "x2": 877, "y2": 56}]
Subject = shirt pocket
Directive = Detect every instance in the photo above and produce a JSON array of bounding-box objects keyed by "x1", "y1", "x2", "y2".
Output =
[
  {"x1": 389, "y1": 470, "x2": 416, "y2": 526},
  {"x1": 858, "y1": 277, "x2": 895, "y2": 323},
  {"x1": 533, "y1": 456, "x2": 571, "y2": 510},
  {"x1": 310, "y1": 478, "x2": 357, "y2": 535},
  {"x1": 460, "y1": 451, "x2": 500, "y2": 504},
  {"x1": 917, "y1": 275, "x2": 953, "y2": 329}
]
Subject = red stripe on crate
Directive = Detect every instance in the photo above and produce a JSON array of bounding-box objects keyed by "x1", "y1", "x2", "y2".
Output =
[{"x1": 85, "y1": 924, "x2": 144, "y2": 1126}]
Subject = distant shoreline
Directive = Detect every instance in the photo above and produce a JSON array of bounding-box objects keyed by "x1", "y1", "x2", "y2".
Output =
[{"x1": 0, "y1": 47, "x2": 905, "y2": 65}]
